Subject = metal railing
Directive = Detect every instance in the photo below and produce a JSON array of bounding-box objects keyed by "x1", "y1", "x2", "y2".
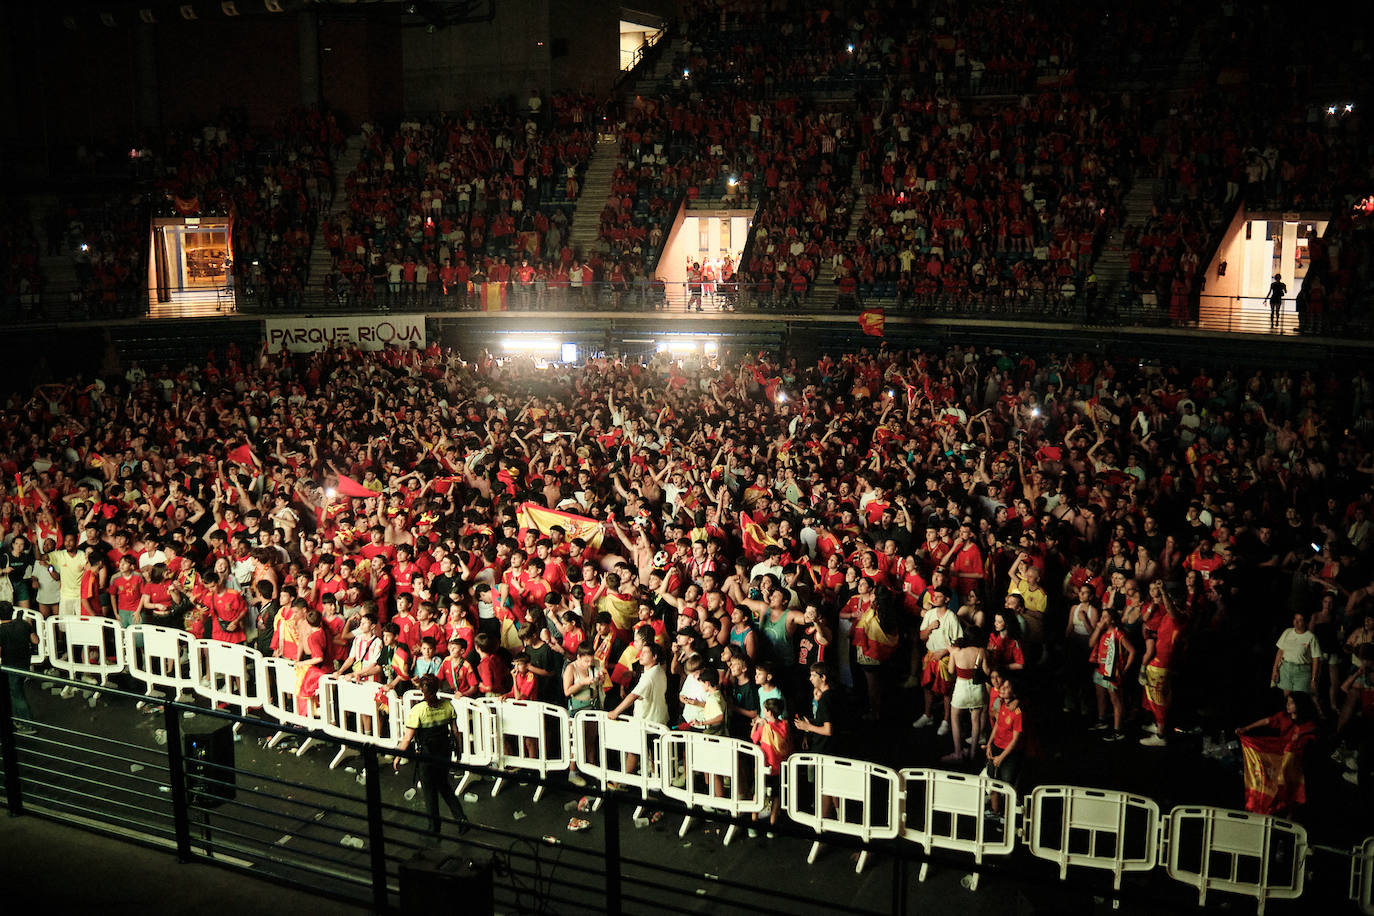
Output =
[
  {"x1": 5, "y1": 663, "x2": 1372, "y2": 914},
  {"x1": 0, "y1": 665, "x2": 924, "y2": 915},
  {"x1": 3, "y1": 279, "x2": 1371, "y2": 342}
]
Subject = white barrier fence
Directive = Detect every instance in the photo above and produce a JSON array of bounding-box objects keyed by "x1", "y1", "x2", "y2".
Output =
[
  {"x1": 43, "y1": 616, "x2": 126, "y2": 684},
  {"x1": 318, "y1": 674, "x2": 402, "y2": 769},
  {"x1": 8, "y1": 618, "x2": 1362, "y2": 912},
  {"x1": 572, "y1": 710, "x2": 668, "y2": 815},
  {"x1": 783, "y1": 754, "x2": 902, "y2": 873},
  {"x1": 901, "y1": 769, "x2": 1017, "y2": 886},
  {"x1": 1164, "y1": 806, "x2": 1306, "y2": 915},
  {"x1": 1023, "y1": 785, "x2": 1161, "y2": 890},
  {"x1": 662, "y1": 731, "x2": 768, "y2": 845},
  {"x1": 125, "y1": 625, "x2": 197, "y2": 705}
]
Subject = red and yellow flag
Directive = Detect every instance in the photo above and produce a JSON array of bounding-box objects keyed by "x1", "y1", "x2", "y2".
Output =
[
  {"x1": 481, "y1": 282, "x2": 507, "y2": 311},
  {"x1": 858, "y1": 308, "x2": 885, "y2": 337},
  {"x1": 516, "y1": 501, "x2": 604, "y2": 550},
  {"x1": 851, "y1": 606, "x2": 899, "y2": 663},
  {"x1": 739, "y1": 510, "x2": 781, "y2": 561},
  {"x1": 1240, "y1": 735, "x2": 1307, "y2": 815}
]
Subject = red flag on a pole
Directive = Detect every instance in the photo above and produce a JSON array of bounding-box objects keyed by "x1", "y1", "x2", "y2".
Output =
[
  {"x1": 227, "y1": 443, "x2": 258, "y2": 467},
  {"x1": 335, "y1": 474, "x2": 379, "y2": 498},
  {"x1": 858, "y1": 308, "x2": 885, "y2": 337}
]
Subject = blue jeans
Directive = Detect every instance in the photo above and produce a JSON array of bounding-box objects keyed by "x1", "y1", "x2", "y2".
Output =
[{"x1": 7, "y1": 672, "x2": 32, "y2": 721}]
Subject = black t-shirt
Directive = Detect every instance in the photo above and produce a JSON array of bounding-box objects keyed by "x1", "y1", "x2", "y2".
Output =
[
  {"x1": 429, "y1": 572, "x2": 460, "y2": 604},
  {"x1": 808, "y1": 687, "x2": 839, "y2": 755},
  {"x1": 727, "y1": 679, "x2": 760, "y2": 739},
  {"x1": 0, "y1": 618, "x2": 35, "y2": 670},
  {"x1": 255, "y1": 598, "x2": 281, "y2": 655}
]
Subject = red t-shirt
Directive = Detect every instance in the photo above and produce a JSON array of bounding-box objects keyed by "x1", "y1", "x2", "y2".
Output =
[
  {"x1": 989, "y1": 702, "x2": 1023, "y2": 751},
  {"x1": 208, "y1": 589, "x2": 249, "y2": 644},
  {"x1": 109, "y1": 573, "x2": 145, "y2": 613},
  {"x1": 477, "y1": 654, "x2": 513, "y2": 695}
]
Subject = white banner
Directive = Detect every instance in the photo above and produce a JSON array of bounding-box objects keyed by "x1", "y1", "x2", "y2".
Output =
[{"x1": 265, "y1": 315, "x2": 426, "y2": 352}]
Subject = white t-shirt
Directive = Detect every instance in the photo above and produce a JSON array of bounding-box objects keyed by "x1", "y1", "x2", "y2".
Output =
[
  {"x1": 921, "y1": 607, "x2": 963, "y2": 654},
  {"x1": 1276, "y1": 628, "x2": 1321, "y2": 665},
  {"x1": 632, "y1": 664, "x2": 669, "y2": 724}
]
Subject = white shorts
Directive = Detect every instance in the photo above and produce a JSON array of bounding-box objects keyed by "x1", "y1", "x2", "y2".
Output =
[
  {"x1": 58, "y1": 596, "x2": 83, "y2": 616},
  {"x1": 951, "y1": 677, "x2": 988, "y2": 710}
]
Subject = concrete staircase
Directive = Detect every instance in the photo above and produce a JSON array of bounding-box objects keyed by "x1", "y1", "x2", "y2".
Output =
[
  {"x1": 1093, "y1": 177, "x2": 1161, "y2": 300},
  {"x1": 306, "y1": 134, "x2": 364, "y2": 289},
  {"x1": 567, "y1": 137, "x2": 620, "y2": 258},
  {"x1": 843, "y1": 160, "x2": 868, "y2": 247},
  {"x1": 29, "y1": 193, "x2": 82, "y2": 304}
]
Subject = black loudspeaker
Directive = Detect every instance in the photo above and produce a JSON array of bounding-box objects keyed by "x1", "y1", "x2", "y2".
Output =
[
  {"x1": 400, "y1": 846, "x2": 495, "y2": 915},
  {"x1": 183, "y1": 723, "x2": 236, "y2": 808}
]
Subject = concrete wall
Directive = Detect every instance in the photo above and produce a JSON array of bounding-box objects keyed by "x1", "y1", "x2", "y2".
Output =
[
  {"x1": 550, "y1": 0, "x2": 619, "y2": 94},
  {"x1": 1203, "y1": 205, "x2": 1248, "y2": 302},
  {"x1": 401, "y1": 0, "x2": 552, "y2": 113},
  {"x1": 320, "y1": 19, "x2": 404, "y2": 128},
  {"x1": 156, "y1": 17, "x2": 302, "y2": 130}
]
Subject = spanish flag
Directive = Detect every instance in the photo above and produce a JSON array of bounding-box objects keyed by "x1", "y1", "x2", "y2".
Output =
[
  {"x1": 516, "y1": 501, "x2": 604, "y2": 550},
  {"x1": 851, "y1": 606, "x2": 899, "y2": 663},
  {"x1": 481, "y1": 281, "x2": 507, "y2": 311},
  {"x1": 1240, "y1": 735, "x2": 1307, "y2": 815},
  {"x1": 596, "y1": 590, "x2": 640, "y2": 632},
  {"x1": 858, "y1": 308, "x2": 885, "y2": 337},
  {"x1": 739, "y1": 510, "x2": 781, "y2": 561}
]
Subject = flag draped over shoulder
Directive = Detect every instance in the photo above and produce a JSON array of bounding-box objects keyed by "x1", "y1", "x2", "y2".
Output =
[
  {"x1": 739, "y1": 510, "x2": 781, "y2": 561},
  {"x1": 517, "y1": 501, "x2": 604, "y2": 550},
  {"x1": 858, "y1": 308, "x2": 885, "y2": 337},
  {"x1": 851, "y1": 606, "x2": 899, "y2": 663},
  {"x1": 1240, "y1": 735, "x2": 1307, "y2": 815}
]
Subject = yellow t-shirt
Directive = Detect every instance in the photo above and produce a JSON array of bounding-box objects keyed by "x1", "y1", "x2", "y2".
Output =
[
  {"x1": 48, "y1": 550, "x2": 86, "y2": 600},
  {"x1": 1009, "y1": 577, "x2": 1048, "y2": 617}
]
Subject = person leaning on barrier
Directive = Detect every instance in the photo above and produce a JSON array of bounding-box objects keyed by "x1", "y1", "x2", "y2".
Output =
[
  {"x1": 394, "y1": 673, "x2": 469, "y2": 836},
  {"x1": 0, "y1": 600, "x2": 39, "y2": 735}
]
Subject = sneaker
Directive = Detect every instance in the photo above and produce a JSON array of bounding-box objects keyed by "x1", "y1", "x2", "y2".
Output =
[
  {"x1": 1088, "y1": 720, "x2": 1111, "y2": 732},
  {"x1": 912, "y1": 714, "x2": 933, "y2": 729},
  {"x1": 59, "y1": 686, "x2": 76, "y2": 700},
  {"x1": 1344, "y1": 771, "x2": 1359, "y2": 786},
  {"x1": 1139, "y1": 735, "x2": 1167, "y2": 747},
  {"x1": 1104, "y1": 731, "x2": 1125, "y2": 743},
  {"x1": 568, "y1": 772, "x2": 587, "y2": 787},
  {"x1": 747, "y1": 828, "x2": 759, "y2": 839},
  {"x1": 936, "y1": 720, "x2": 950, "y2": 737},
  {"x1": 14, "y1": 723, "x2": 37, "y2": 736},
  {"x1": 1142, "y1": 723, "x2": 1159, "y2": 736}
]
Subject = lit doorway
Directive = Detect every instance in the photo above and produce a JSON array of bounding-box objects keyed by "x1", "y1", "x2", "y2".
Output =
[{"x1": 148, "y1": 216, "x2": 234, "y2": 315}]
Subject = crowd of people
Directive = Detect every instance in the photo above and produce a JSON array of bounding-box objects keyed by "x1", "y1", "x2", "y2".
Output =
[
  {"x1": 321, "y1": 94, "x2": 602, "y2": 309},
  {"x1": 2, "y1": 337, "x2": 1374, "y2": 831}
]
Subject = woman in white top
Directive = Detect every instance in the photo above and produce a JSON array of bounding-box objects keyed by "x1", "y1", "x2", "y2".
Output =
[
  {"x1": 945, "y1": 632, "x2": 990, "y2": 763},
  {"x1": 1272, "y1": 610, "x2": 1322, "y2": 698},
  {"x1": 1064, "y1": 583, "x2": 1100, "y2": 714}
]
